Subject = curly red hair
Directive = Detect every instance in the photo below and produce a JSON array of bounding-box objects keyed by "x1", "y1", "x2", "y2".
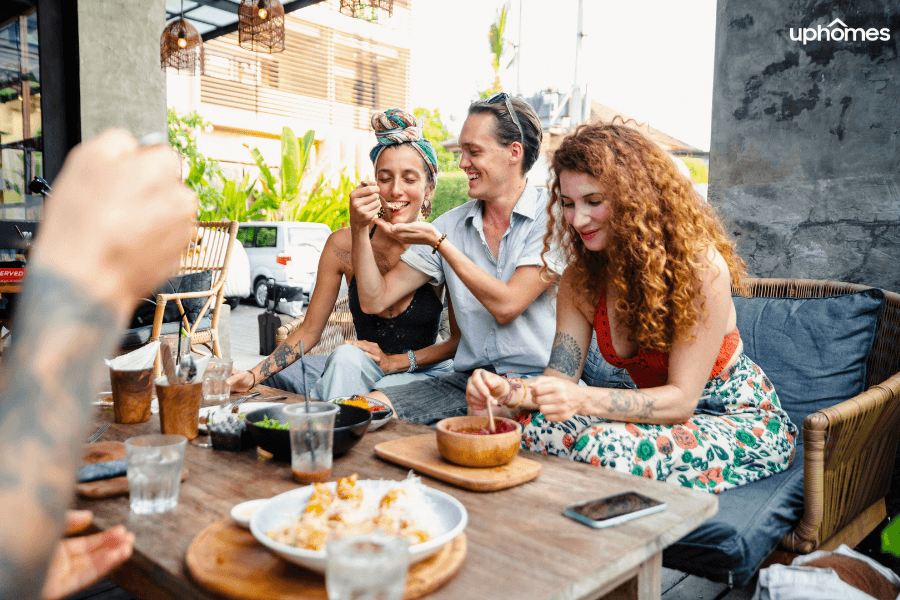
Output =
[{"x1": 541, "y1": 122, "x2": 745, "y2": 352}]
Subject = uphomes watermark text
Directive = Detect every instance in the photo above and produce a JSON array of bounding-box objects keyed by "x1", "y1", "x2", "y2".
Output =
[{"x1": 790, "y1": 18, "x2": 890, "y2": 45}]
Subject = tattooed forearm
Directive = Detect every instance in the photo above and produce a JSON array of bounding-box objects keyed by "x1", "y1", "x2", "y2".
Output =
[
  {"x1": 0, "y1": 267, "x2": 123, "y2": 600},
  {"x1": 547, "y1": 333, "x2": 582, "y2": 377},
  {"x1": 606, "y1": 389, "x2": 658, "y2": 420},
  {"x1": 259, "y1": 341, "x2": 300, "y2": 379}
]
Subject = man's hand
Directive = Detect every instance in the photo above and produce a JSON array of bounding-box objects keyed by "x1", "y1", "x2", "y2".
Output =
[
  {"x1": 374, "y1": 219, "x2": 442, "y2": 248},
  {"x1": 465, "y1": 369, "x2": 510, "y2": 415},
  {"x1": 530, "y1": 376, "x2": 584, "y2": 422},
  {"x1": 348, "y1": 181, "x2": 382, "y2": 230},
  {"x1": 40, "y1": 511, "x2": 135, "y2": 600},
  {"x1": 30, "y1": 128, "x2": 197, "y2": 321},
  {"x1": 226, "y1": 369, "x2": 255, "y2": 393}
]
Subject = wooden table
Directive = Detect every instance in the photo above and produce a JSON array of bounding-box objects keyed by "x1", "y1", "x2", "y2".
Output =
[{"x1": 78, "y1": 388, "x2": 718, "y2": 600}]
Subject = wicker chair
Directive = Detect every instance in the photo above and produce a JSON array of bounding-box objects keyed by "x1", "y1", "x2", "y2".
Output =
[
  {"x1": 147, "y1": 221, "x2": 238, "y2": 376},
  {"x1": 275, "y1": 293, "x2": 357, "y2": 355},
  {"x1": 735, "y1": 278, "x2": 900, "y2": 559}
]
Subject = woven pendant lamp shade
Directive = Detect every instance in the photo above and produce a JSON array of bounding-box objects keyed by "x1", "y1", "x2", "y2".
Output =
[
  {"x1": 160, "y1": 18, "x2": 204, "y2": 75},
  {"x1": 238, "y1": 0, "x2": 286, "y2": 53},
  {"x1": 339, "y1": 0, "x2": 394, "y2": 18}
]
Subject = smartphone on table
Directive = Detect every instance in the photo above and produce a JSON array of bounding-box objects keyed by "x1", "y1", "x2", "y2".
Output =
[{"x1": 563, "y1": 491, "x2": 667, "y2": 529}]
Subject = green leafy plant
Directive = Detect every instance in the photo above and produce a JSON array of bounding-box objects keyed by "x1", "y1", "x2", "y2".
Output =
[
  {"x1": 429, "y1": 172, "x2": 471, "y2": 222},
  {"x1": 679, "y1": 157, "x2": 709, "y2": 184},
  {"x1": 249, "y1": 127, "x2": 315, "y2": 208},
  {"x1": 414, "y1": 107, "x2": 461, "y2": 174},
  {"x1": 282, "y1": 170, "x2": 354, "y2": 231}
]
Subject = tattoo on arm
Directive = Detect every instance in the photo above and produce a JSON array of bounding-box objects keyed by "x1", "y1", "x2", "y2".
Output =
[
  {"x1": 606, "y1": 389, "x2": 657, "y2": 420},
  {"x1": 0, "y1": 267, "x2": 123, "y2": 599},
  {"x1": 259, "y1": 341, "x2": 300, "y2": 380},
  {"x1": 332, "y1": 244, "x2": 351, "y2": 266},
  {"x1": 547, "y1": 333, "x2": 582, "y2": 377}
]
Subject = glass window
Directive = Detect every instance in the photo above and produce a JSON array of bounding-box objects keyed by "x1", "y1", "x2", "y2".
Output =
[
  {"x1": 0, "y1": 9, "x2": 42, "y2": 209},
  {"x1": 256, "y1": 226, "x2": 277, "y2": 248},
  {"x1": 236, "y1": 227, "x2": 255, "y2": 246},
  {"x1": 288, "y1": 227, "x2": 329, "y2": 249}
]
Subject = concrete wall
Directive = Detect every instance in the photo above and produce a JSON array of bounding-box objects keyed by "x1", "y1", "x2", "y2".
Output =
[
  {"x1": 78, "y1": 0, "x2": 167, "y2": 141},
  {"x1": 710, "y1": 0, "x2": 900, "y2": 291}
]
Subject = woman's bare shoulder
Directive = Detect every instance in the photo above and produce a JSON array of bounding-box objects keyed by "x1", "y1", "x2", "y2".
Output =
[{"x1": 325, "y1": 228, "x2": 353, "y2": 272}]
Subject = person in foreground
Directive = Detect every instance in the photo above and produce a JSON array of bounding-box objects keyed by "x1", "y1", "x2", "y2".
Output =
[
  {"x1": 0, "y1": 129, "x2": 196, "y2": 599},
  {"x1": 227, "y1": 109, "x2": 459, "y2": 400},
  {"x1": 351, "y1": 94, "x2": 560, "y2": 425},
  {"x1": 466, "y1": 123, "x2": 797, "y2": 493}
]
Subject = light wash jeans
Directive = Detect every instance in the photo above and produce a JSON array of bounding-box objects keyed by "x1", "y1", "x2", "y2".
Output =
[{"x1": 262, "y1": 344, "x2": 455, "y2": 401}]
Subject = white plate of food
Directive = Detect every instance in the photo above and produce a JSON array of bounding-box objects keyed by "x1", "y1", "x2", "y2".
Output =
[
  {"x1": 250, "y1": 475, "x2": 467, "y2": 573},
  {"x1": 327, "y1": 396, "x2": 393, "y2": 431},
  {"x1": 198, "y1": 402, "x2": 283, "y2": 433},
  {"x1": 231, "y1": 499, "x2": 270, "y2": 529}
]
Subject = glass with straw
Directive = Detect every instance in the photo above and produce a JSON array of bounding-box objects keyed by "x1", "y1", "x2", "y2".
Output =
[{"x1": 284, "y1": 342, "x2": 339, "y2": 483}]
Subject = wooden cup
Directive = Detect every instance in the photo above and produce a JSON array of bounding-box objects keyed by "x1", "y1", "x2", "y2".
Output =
[
  {"x1": 155, "y1": 377, "x2": 202, "y2": 440},
  {"x1": 110, "y1": 367, "x2": 154, "y2": 424}
]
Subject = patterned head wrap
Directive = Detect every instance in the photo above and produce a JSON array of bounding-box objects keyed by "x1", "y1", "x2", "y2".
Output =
[{"x1": 368, "y1": 109, "x2": 439, "y2": 178}]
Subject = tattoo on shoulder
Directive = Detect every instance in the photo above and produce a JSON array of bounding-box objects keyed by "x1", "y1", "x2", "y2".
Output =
[
  {"x1": 332, "y1": 245, "x2": 351, "y2": 266},
  {"x1": 547, "y1": 333, "x2": 582, "y2": 377},
  {"x1": 607, "y1": 390, "x2": 657, "y2": 420}
]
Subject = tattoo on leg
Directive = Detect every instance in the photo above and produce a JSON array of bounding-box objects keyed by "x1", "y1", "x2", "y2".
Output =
[
  {"x1": 607, "y1": 390, "x2": 657, "y2": 420},
  {"x1": 547, "y1": 333, "x2": 582, "y2": 377}
]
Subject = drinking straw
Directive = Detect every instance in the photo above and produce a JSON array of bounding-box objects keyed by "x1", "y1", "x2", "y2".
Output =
[
  {"x1": 487, "y1": 391, "x2": 496, "y2": 434},
  {"x1": 299, "y1": 342, "x2": 316, "y2": 470}
]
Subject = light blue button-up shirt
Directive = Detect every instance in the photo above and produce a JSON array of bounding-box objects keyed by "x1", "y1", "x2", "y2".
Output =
[{"x1": 400, "y1": 184, "x2": 560, "y2": 377}]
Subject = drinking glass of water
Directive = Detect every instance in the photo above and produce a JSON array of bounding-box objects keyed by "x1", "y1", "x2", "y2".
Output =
[
  {"x1": 326, "y1": 533, "x2": 409, "y2": 600},
  {"x1": 125, "y1": 434, "x2": 187, "y2": 514},
  {"x1": 202, "y1": 357, "x2": 233, "y2": 406}
]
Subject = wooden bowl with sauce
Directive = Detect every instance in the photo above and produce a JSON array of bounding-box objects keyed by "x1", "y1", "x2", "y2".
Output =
[{"x1": 435, "y1": 416, "x2": 522, "y2": 467}]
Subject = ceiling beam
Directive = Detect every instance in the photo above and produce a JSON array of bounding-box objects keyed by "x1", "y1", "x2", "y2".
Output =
[
  {"x1": 200, "y1": 0, "x2": 326, "y2": 42},
  {"x1": 188, "y1": 0, "x2": 239, "y2": 14}
]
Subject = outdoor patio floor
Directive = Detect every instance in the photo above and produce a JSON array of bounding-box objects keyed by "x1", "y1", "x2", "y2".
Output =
[{"x1": 68, "y1": 302, "x2": 757, "y2": 600}]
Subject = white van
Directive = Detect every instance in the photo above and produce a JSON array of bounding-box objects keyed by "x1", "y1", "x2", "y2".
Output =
[{"x1": 237, "y1": 221, "x2": 332, "y2": 308}]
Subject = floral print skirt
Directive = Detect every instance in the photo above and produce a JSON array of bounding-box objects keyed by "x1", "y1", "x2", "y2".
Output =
[{"x1": 517, "y1": 353, "x2": 798, "y2": 494}]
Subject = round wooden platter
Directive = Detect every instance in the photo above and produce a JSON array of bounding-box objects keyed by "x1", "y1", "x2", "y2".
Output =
[
  {"x1": 186, "y1": 519, "x2": 467, "y2": 600},
  {"x1": 76, "y1": 441, "x2": 188, "y2": 499}
]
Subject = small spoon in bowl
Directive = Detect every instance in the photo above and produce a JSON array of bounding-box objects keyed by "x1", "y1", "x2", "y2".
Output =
[{"x1": 487, "y1": 391, "x2": 496, "y2": 434}]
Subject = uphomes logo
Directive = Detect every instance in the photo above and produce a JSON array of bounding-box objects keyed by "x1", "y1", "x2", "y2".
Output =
[{"x1": 790, "y1": 18, "x2": 890, "y2": 45}]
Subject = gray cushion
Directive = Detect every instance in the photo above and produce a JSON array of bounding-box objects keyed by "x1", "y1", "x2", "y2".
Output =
[
  {"x1": 664, "y1": 445, "x2": 805, "y2": 586},
  {"x1": 130, "y1": 270, "x2": 214, "y2": 329},
  {"x1": 120, "y1": 316, "x2": 212, "y2": 347},
  {"x1": 733, "y1": 290, "x2": 884, "y2": 433}
]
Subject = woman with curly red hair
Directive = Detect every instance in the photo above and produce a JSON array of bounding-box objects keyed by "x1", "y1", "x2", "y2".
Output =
[{"x1": 465, "y1": 122, "x2": 797, "y2": 493}]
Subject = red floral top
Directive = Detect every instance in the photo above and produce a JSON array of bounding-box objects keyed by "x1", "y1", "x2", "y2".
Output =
[{"x1": 593, "y1": 287, "x2": 741, "y2": 389}]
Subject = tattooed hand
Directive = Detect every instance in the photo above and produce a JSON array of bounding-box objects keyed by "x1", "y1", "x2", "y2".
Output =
[{"x1": 529, "y1": 376, "x2": 585, "y2": 422}]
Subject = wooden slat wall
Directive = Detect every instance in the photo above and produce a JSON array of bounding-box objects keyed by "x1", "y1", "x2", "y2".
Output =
[{"x1": 201, "y1": 14, "x2": 410, "y2": 131}]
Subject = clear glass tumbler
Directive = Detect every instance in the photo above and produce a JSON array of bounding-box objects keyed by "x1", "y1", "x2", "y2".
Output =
[
  {"x1": 284, "y1": 403, "x2": 339, "y2": 484},
  {"x1": 326, "y1": 533, "x2": 410, "y2": 600},
  {"x1": 125, "y1": 434, "x2": 187, "y2": 514},
  {"x1": 202, "y1": 357, "x2": 234, "y2": 406}
]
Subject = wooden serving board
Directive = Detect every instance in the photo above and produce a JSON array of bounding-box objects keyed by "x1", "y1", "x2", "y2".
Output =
[
  {"x1": 185, "y1": 519, "x2": 466, "y2": 600},
  {"x1": 76, "y1": 441, "x2": 188, "y2": 499},
  {"x1": 374, "y1": 433, "x2": 541, "y2": 492}
]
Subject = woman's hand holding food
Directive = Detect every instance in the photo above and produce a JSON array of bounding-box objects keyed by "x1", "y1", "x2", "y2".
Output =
[
  {"x1": 225, "y1": 369, "x2": 255, "y2": 394},
  {"x1": 465, "y1": 369, "x2": 510, "y2": 415},
  {"x1": 529, "y1": 376, "x2": 585, "y2": 422},
  {"x1": 348, "y1": 181, "x2": 382, "y2": 230},
  {"x1": 375, "y1": 219, "x2": 443, "y2": 248}
]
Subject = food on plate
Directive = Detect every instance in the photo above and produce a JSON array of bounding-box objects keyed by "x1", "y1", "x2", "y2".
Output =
[
  {"x1": 455, "y1": 419, "x2": 518, "y2": 435},
  {"x1": 267, "y1": 474, "x2": 434, "y2": 551},
  {"x1": 505, "y1": 377, "x2": 531, "y2": 409},
  {"x1": 337, "y1": 395, "x2": 388, "y2": 412},
  {"x1": 254, "y1": 415, "x2": 289, "y2": 430}
]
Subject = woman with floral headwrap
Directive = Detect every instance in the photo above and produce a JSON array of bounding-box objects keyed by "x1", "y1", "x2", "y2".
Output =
[
  {"x1": 465, "y1": 122, "x2": 797, "y2": 494},
  {"x1": 228, "y1": 109, "x2": 459, "y2": 400}
]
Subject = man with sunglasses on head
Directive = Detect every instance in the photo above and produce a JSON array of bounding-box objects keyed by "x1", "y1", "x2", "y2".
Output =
[{"x1": 348, "y1": 94, "x2": 561, "y2": 425}]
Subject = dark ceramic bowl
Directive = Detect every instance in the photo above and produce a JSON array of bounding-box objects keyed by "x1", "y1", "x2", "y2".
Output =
[{"x1": 244, "y1": 403, "x2": 372, "y2": 461}]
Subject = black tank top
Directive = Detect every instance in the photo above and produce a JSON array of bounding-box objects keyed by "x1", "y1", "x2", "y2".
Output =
[{"x1": 346, "y1": 228, "x2": 443, "y2": 356}]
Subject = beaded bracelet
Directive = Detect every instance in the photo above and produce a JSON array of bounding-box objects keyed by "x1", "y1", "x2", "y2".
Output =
[{"x1": 432, "y1": 233, "x2": 448, "y2": 254}]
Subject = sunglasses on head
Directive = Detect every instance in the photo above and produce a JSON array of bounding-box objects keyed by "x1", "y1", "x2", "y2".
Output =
[{"x1": 485, "y1": 92, "x2": 525, "y2": 146}]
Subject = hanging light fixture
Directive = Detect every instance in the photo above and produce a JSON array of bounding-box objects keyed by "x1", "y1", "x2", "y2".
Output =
[
  {"x1": 238, "y1": 0, "x2": 285, "y2": 53},
  {"x1": 160, "y1": 1, "x2": 204, "y2": 75},
  {"x1": 339, "y1": 0, "x2": 394, "y2": 19}
]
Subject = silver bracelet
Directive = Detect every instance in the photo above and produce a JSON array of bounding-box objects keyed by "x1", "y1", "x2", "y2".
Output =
[{"x1": 406, "y1": 349, "x2": 418, "y2": 373}]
